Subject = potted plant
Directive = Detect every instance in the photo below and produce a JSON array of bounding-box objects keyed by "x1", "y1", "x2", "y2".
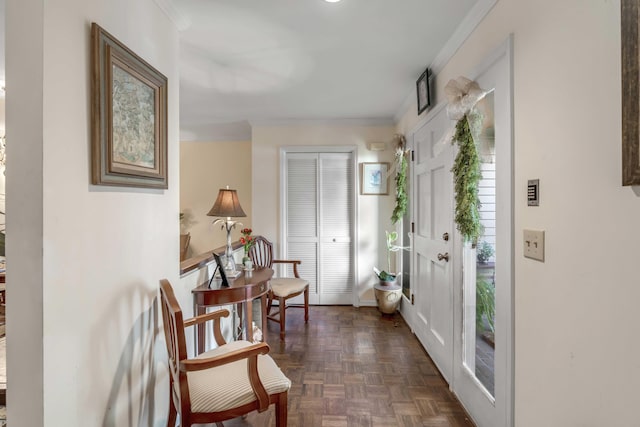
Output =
[
  {"x1": 476, "y1": 277, "x2": 495, "y2": 335},
  {"x1": 374, "y1": 231, "x2": 409, "y2": 286},
  {"x1": 476, "y1": 240, "x2": 494, "y2": 264}
]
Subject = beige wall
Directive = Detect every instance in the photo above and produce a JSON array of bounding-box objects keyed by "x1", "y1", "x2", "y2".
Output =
[
  {"x1": 180, "y1": 141, "x2": 252, "y2": 256},
  {"x1": 398, "y1": 0, "x2": 638, "y2": 425},
  {"x1": 8, "y1": 0, "x2": 179, "y2": 425},
  {"x1": 252, "y1": 123, "x2": 396, "y2": 302}
]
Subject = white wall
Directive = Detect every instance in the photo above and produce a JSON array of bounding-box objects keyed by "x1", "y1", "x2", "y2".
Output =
[
  {"x1": 398, "y1": 0, "x2": 639, "y2": 425},
  {"x1": 252, "y1": 123, "x2": 396, "y2": 302},
  {"x1": 7, "y1": 0, "x2": 179, "y2": 425},
  {"x1": 180, "y1": 140, "x2": 252, "y2": 256}
]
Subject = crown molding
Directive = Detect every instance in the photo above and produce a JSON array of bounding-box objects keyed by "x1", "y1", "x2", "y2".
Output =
[
  {"x1": 152, "y1": 0, "x2": 191, "y2": 31},
  {"x1": 180, "y1": 117, "x2": 395, "y2": 142},
  {"x1": 393, "y1": 0, "x2": 498, "y2": 123},
  {"x1": 179, "y1": 121, "x2": 252, "y2": 142},
  {"x1": 249, "y1": 117, "x2": 395, "y2": 128}
]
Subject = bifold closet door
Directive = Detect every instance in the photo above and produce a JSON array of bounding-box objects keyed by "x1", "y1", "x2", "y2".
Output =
[
  {"x1": 286, "y1": 153, "x2": 319, "y2": 304},
  {"x1": 319, "y1": 153, "x2": 354, "y2": 305},
  {"x1": 284, "y1": 151, "x2": 354, "y2": 305}
]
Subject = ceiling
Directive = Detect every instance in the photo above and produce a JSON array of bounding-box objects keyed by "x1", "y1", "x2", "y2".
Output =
[
  {"x1": 172, "y1": 0, "x2": 479, "y2": 141},
  {"x1": 0, "y1": 0, "x2": 481, "y2": 139}
]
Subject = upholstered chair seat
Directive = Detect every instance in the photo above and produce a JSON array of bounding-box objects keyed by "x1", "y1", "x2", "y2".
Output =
[
  {"x1": 188, "y1": 340, "x2": 291, "y2": 413},
  {"x1": 269, "y1": 278, "x2": 309, "y2": 298}
]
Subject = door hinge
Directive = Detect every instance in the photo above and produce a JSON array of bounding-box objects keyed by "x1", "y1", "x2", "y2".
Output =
[
  {"x1": 411, "y1": 293, "x2": 415, "y2": 305},
  {"x1": 411, "y1": 150, "x2": 415, "y2": 162},
  {"x1": 411, "y1": 222, "x2": 415, "y2": 233}
]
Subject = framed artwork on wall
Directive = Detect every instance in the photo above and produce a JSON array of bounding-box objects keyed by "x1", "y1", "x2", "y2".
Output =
[
  {"x1": 416, "y1": 68, "x2": 431, "y2": 115},
  {"x1": 91, "y1": 22, "x2": 169, "y2": 189},
  {"x1": 360, "y1": 162, "x2": 390, "y2": 195},
  {"x1": 621, "y1": 0, "x2": 640, "y2": 186}
]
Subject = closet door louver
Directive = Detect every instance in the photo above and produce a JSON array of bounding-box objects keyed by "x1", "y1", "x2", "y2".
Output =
[
  {"x1": 286, "y1": 154, "x2": 318, "y2": 298},
  {"x1": 287, "y1": 156, "x2": 317, "y2": 238},
  {"x1": 319, "y1": 154, "x2": 353, "y2": 301}
]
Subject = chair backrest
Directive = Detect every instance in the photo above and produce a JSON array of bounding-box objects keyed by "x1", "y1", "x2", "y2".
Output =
[
  {"x1": 249, "y1": 236, "x2": 273, "y2": 268},
  {"x1": 159, "y1": 280, "x2": 190, "y2": 410}
]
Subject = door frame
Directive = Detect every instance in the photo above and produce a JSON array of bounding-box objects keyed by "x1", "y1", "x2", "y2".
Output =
[
  {"x1": 399, "y1": 37, "x2": 514, "y2": 427},
  {"x1": 451, "y1": 36, "x2": 514, "y2": 427},
  {"x1": 279, "y1": 146, "x2": 359, "y2": 306}
]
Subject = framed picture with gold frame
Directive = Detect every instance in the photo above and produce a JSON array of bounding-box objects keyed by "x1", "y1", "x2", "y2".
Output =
[
  {"x1": 622, "y1": 0, "x2": 640, "y2": 186},
  {"x1": 360, "y1": 162, "x2": 390, "y2": 195},
  {"x1": 91, "y1": 22, "x2": 168, "y2": 189}
]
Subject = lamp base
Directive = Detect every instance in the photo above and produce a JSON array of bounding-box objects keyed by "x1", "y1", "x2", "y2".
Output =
[{"x1": 223, "y1": 254, "x2": 242, "y2": 278}]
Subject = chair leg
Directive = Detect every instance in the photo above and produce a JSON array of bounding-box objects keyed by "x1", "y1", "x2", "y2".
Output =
[
  {"x1": 304, "y1": 286, "x2": 309, "y2": 323},
  {"x1": 267, "y1": 293, "x2": 274, "y2": 315},
  {"x1": 275, "y1": 391, "x2": 288, "y2": 427},
  {"x1": 166, "y1": 395, "x2": 177, "y2": 427},
  {"x1": 279, "y1": 296, "x2": 286, "y2": 340}
]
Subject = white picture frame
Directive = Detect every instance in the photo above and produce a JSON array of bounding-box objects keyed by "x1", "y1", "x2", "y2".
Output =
[{"x1": 360, "y1": 162, "x2": 390, "y2": 195}]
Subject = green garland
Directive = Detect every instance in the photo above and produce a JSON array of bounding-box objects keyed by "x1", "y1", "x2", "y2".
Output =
[
  {"x1": 391, "y1": 149, "x2": 408, "y2": 224},
  {"x1": 451, "y1": 110, "x2": 483, "y2": 244}
]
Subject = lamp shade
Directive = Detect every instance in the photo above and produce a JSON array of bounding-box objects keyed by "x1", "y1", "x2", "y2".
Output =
[{"x1": 207, "y1": 188, "x2": 247, "y2": 218}]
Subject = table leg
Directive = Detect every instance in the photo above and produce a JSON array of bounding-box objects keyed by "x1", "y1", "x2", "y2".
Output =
[
  {"x1": 196, "y1": 304, "x2": 206, "y2": 355},
  {"x1": 261, "y1": 294, "x2": 267, "y2": 342},
  {"x1": 245, "y1": 300, "x2": 253, "y2": 342}
]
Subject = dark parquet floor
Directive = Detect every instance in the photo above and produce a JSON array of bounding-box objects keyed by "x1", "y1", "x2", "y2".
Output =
[{"x1": 216, "y1": 305, "x2": 475, "y2": 427}]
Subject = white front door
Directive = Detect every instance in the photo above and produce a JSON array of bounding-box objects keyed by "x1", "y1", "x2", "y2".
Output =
[{"x1": 412, "y1": 103, "x2": 455, "y2": 382}]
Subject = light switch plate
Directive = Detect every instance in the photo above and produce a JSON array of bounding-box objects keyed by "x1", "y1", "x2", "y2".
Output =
[{"x1": 523, "y1": 229, "x2": 545, "y2": 261}]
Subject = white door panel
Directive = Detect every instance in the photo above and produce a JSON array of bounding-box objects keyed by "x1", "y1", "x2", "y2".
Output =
[{"x1": 411, "y1": 103, "x2": 455, "y2": 383}]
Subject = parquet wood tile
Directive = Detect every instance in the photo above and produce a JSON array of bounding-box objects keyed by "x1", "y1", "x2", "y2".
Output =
[{"x1": 209, "y1": 306, "x2": 475, "y2": 427}]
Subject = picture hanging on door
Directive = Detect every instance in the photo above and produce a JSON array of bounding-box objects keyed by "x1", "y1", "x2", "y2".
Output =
[{"x1": 360, "y1": 162, "x2": 389, "y2": 195}]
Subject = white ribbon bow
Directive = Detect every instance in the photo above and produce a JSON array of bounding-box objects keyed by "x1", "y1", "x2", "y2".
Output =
[{"x1": 445, "y1": 76, "x2": 488, "y2": 120}]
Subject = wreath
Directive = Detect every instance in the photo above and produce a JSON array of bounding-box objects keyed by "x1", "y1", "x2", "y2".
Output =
[
  {"x1": 391, "y1": 134, "x2": 408, "y2": 224},
  {"x1": 445, "y1": 77, "x2": 487, "y2": 244}
]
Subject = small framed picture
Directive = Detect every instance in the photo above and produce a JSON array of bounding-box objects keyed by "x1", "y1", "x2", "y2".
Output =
[
  {"x1": 416, "y1": 68, "x2": 431, "y2": 115},
  {"x1": 360, "y1": 162, "x2": 390, "y2": 195}
]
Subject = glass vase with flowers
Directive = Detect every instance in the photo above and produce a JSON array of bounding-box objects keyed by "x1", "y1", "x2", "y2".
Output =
[{"x1": 240, "y1": 228, "x2": 254, "y2": 268}]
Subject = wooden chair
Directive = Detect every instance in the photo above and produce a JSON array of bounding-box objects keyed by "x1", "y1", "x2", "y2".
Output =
[
  {"x1": 248, "y1": 236, "x2": 309, "y2": 340},
  {"x1": 159, "y1": 279, "x2": 290, "y2": 427}
]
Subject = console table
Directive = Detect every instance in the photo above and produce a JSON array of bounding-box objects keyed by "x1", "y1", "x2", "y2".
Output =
[{"x1": 192, "y1": 267, "x2": 273, "y2": 354}]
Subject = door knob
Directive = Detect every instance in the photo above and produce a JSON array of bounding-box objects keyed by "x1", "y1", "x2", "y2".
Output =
[
  {"x1": 442, "y1": 232, "x2": 449, "y2": 241},
  {"x1": 437, "y1": 252, "x2": 449, "y2": 262}
]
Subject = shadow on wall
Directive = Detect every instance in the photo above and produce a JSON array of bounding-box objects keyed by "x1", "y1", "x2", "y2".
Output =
[
  {"x1": 357, "y1": 237, "x2": 375, "y2": 300},
  {"x1": 100, "y1": 291, "x2": 166, "y2": 427}
]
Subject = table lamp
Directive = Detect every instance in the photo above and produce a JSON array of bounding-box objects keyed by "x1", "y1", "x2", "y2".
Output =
[{"x1": 207, "y1": 186, "x2": 246, "y2": 277}]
